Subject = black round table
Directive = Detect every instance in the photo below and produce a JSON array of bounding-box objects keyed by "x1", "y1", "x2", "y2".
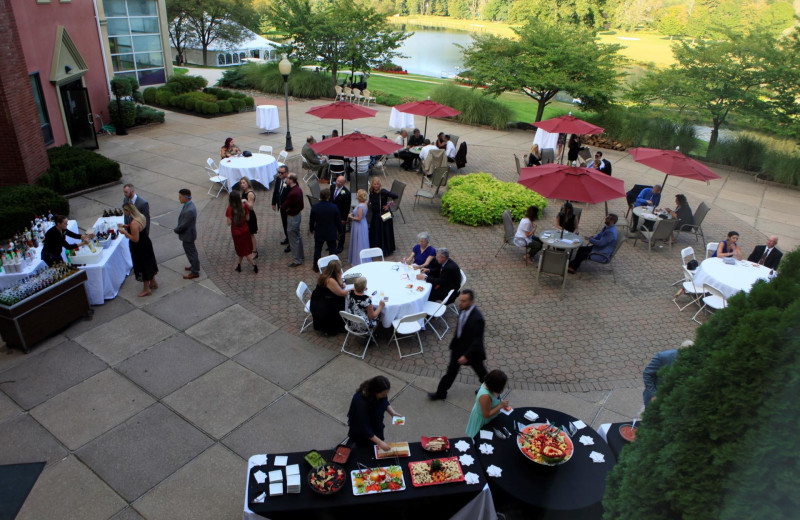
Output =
[{"x1": 475, "y1": 407, "x2": 615, "y2": 518}]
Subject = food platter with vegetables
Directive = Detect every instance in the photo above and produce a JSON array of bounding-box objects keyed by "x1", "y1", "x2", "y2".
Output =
[
  {"x1": 308, "y1": 463, "x2": 346, "y2": 495},
  {"x1": 351, "y1": 465, "x2": 406, "y2": 495},
  {"x1": 408, "y1": 457, "x2": 465, "y2": 487},
  {"x1": 517, "y1": 423, "x2": 574, "y2": 466}
]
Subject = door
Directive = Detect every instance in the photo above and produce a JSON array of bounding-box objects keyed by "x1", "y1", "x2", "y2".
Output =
[{"x1": 60, "y1": 80, "x2": 98, "y2": 150}]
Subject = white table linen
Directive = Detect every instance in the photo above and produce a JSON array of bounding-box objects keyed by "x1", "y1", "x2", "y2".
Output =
[
  {"x1": 80, "y1": 216, "x2": 132, "y2": 305},
  {"x1": 389, "y1": 107, "x2": 414, "y2": 130},
  {"x1": 220, "y1": 155, "x2": 278, "y2": 191},
  {"x1": 0, "y1": 220, "x2": 79, "y2": 289},
  {"x1": 691, "y1": 257, "x2": 772, "y2": 300},
  {"x1": 256, "y1": 105, "x2": 280, "y2": 132},
  {"x1": 533, "y1": 128, "x2": 559, "y2": 152},
  {"x1": 343, "y1": 261, "x2": 431, "y2": 329}
]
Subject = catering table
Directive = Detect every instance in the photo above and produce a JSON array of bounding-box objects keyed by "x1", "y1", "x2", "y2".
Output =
[
  {"x1": 0, "y1": 220, "x2": 79, "y2": 290},
  {"x1": 256, "y1": 105, "x2": 280, "y2": 133},
  {"x1": 691, "y1": 257, "x2": 772, "y2": 300},
  {"x1": 389, "y1": 107, "x2": 415, "y2": 130},
  {"x1": 243, "y1": 438, "x2": 494, "y2": 520},
  {"x1": 477, "y1": 407, "x2": 615, "y2": 519},
  {"x1": 79, "y1": 216, "x2": 133, "y2": 305},
  {"x1": 598, "y1": 421, "x2": 638, "y2": 462},
  {"x1": 343, "y1": 261, "x2": 431, "y2": 329},
  {"x1": 538, "y1": 229, "x2": 582, "y2": 252},
  {"x1": 220, "y1": 155, "x2": 278, "y2": 191}
]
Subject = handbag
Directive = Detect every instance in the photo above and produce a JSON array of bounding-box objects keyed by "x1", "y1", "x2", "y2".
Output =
[{"x1": 381, "y1": 211, "x2": 392, "y2": 222}]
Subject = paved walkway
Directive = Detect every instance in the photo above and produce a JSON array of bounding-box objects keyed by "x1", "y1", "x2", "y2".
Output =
[{"x1": 1, "y1": 96, "x2": 797, "y2": 519}]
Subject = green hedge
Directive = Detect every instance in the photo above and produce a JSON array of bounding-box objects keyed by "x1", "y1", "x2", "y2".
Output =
[
  {"x1": 441, "y1": 173, "x2": 548, "y2": 226},
  {"x1": 135, "y1": 105, "x2": 165, "y2": 125},
  {"x1": 431, "y1": 84, "x2": 512, "y2": 130},
  {"x1": 218, "y1": 62, "x2": 332, "y2": 98},
  {"x1": 107, "y1": 100, "x2": 136, "y2": 128},
  {"x1": 37, "y1": 146, "x2": 121, "y2": 194},
  {"x1": 584, "y1": 106, "x2": 697, "y2": 154},
  {"x1": 144, "y1": 77, "x2": 252, "y2": 116},
  {"x1": 0, "y1": 185, "x2": 69, "y2": 240},
  {"x1": 165, "y1": 74, "x2": 208, "y2": 93}
]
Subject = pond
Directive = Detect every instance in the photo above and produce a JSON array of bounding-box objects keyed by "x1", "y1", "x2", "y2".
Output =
[{"x1": 392, "y1": 24, "x2": 476, "y2": 78}]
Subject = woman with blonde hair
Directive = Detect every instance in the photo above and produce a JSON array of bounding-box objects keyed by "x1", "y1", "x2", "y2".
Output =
[
  {"x1": 348, "y1": 189, "x2": 370, "y2": 265},
  {"x1": 120, "y1": 202, "x2": 158, "y2": 297},
  {"x1": 310, "y1": 259, "x2": 347, "y2": 335},
  {"x1": 527, "y1": 144, "x2": 541, "y2": 167}
]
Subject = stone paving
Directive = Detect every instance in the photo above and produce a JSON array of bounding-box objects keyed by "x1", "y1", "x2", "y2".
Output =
[{"x1": 1, "y1": 94, "x2": 798, "y2": 519}]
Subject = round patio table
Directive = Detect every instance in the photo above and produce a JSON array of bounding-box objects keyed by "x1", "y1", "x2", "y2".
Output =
[
  {"x1": 691, "y1": 257, "x2": 772, "y2": 299},
  {"x1": 538, "y1": 229, "x2": 582, "y2": 251},
  {"x1": 219, "y1": 155, "x2": 277, "y2": 191},
  {"x1": 256, "y1": 105, "x2": 280, "y2": 132}
]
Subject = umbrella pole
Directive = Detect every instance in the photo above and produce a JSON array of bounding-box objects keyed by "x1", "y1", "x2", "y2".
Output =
[
  {"x1": 661, "y1": 173, "x2": 669, "y2": 189},
  {"x1": 423, "y1": 117, "x2": 428, "y2": 140},
  {"x1": 341, "y1": 120, "x2": 344, "y2": 135},
  {"x1": 605, "y1": 201, "x2": 608, "y2": 216}
]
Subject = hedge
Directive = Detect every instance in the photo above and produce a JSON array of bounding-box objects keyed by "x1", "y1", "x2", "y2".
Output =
[
  {"x1": 107, "y1": 100, "x2": 136, "y2": 128},
  {"x1": 37, "y1": 146, "x2": 121, "y2": 194},
  {"x1": 441, "y1": 173, "x2": 548, "y2": 226},
  {"x1": 0, "y1": 185, "x2": 70, "y2": 239},
  {"x1": 218, "y1": 62, "x2": 332, "y2": 98},
  {"x1": 135, "y1": 105, "x2": 165, "y2": 125},
  {"x1": 144, "y1": 75, "x2": 252, "y2": 116},
  {"x1": 431, "y1": 84, "x2": 512, "y2": 130}
]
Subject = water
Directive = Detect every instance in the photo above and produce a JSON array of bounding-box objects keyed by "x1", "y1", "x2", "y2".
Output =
[
  {"x1": 392, "y1": 25, "x2": 476, "y2": 78},
  {"x1": 693, "y1": 125, "x2": 736, "y2": 143}
]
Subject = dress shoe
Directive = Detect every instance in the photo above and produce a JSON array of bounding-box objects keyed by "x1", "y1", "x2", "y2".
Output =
[
  {"x1": 284, "y1": 246, "x2": 291, "y2": 253},
  {"x1": 184, "y1": 267, "x2": 192, "y2": 271},
  {"x1": 280, "y1": 239, "x2": 289, "y2": 245},
  {"x1": 235, "y1": 264, "x2": 241, "y2": 272},
  {"x1": 288, "y1": 262, "x2": 302, "y2": 268},
  {"x1": 183, "y1": 273, "x2": 199, "y2": 279},
  {"x1": 254, "y1": 250, "x2": 259, "y2": 259},
  {"x1": 428, "y1": 392, "x2": 446, "y2": 401},
  {"x1": 253, "y1": 264, "x2": 259, "y2": 273}
]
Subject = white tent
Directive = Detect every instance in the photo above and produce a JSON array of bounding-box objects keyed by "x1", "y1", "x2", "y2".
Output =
[{"x1": 174, "y1": 26, "x2": 281, "y2": 67}]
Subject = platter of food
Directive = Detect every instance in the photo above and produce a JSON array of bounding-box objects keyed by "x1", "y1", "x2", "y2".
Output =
[
  {"x1": 351, "y1": 465, "x2": 405, "y2": 495},
  {"x1": 332, "y1": 444, "x2": 351, "y2": 464},
  {"x1": 374, "y1": 442, "x2": 411, "y2": 459},
  {"x1": 308, "y1": 463, "x2": 346, "y2": 495},
  {"x1": 619, "y1": 424, "x2": 638, "y2": 442},
  {"x1": 420, "y1": 436, "x2": 450, "y2": 452},
  {"x1": 517, "y1": 423, "x2": 574, "y2": 466},
  {"x1": 408, "y1": 457, "x2": 465, "y2": 487}
]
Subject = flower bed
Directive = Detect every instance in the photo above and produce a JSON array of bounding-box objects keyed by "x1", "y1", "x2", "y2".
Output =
[{"x1": 441, "y1": 173, "x2": 547, "y2": 226}]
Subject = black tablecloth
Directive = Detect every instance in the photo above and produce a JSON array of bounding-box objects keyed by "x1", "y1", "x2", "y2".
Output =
[
  {"x1": 476, "y1": 407, "x2": 615, "y2": 517},
  {"x1": 246, "y1": 437, "x2": 487, "y2": 519},
  {"x1": 605, "y1": 421, "x2": 638, "y2": 461}
]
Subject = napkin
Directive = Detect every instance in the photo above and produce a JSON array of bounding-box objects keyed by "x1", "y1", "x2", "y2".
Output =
[
  {"x1": 589, "y1": 451, "x2": 605, "y2": 463},
  {"x1": 454, "y1": 440, "x2": 471, "y2": 453},
  {"x1": 269, "y1": 482, "x2": 284, "y2": 496},
  {"x1": 253, "y1": 470, "x2": 267, "y2": 484},
  {"x1": 464, "y1": 472, "x2": 480, "y2": 485},
  {"x1": 572, "y1": 420, "x2": 587, "y2": 430},
  {"x1": 459, "y1": 454, "x2": 475, "y2": 467},
  {"x1": 579, "y1": 435, "x2": 595, "y2": 446},
  {"x1": 524, "y1": 410, "x2": 539, "y2": 422},
  {"x1": 252, "y1": 491, "x2": 266, "y2": 503},
  {"x1": 286, "y1": 464, "x2": 300, "y2": 477},
  {"x1": 251, "y1": 454, "x2": 267, "y2": 466},
  {"x1": 486, "y1": 465, "x2": 503, "y2": 477},
  {"x1": 500, "y1": 406, "x2": 514, "y2": 415},
  {"x1": 479, "y1": 443, "x2": 494, "y2": 455},
  {"x1": 479, "y1": 430, "x2": 493, "y2": 440},
  {"x1": 273, "y1": 455, "x2": 288, "y2": 466},
  {"x1": 269, "y1": 469, "x2": 283, "y2": 483}
]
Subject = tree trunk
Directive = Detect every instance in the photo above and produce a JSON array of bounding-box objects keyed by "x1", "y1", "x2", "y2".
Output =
[
  {"x1": 708, "y1": 118, "x2": 722, "y2": 153},
  {"x1": 535, "y1": 100, "x2": 546, "y2": 122},
  {"x1": 202, "y1": 44, "x2": 208, "y2": 66}
]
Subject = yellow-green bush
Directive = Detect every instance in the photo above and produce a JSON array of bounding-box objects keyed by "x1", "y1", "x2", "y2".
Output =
[{"x1": 441, "y1": 173, "x2": 547, "y2": 226}]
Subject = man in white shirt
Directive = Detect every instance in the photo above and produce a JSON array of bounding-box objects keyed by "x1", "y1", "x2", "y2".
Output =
[
  {"x1": 418, "y1": 139, "x2": 438, "y2": 162},
  {"x1": 444, "y1": 135, "x2": 456, "y2": 163}
]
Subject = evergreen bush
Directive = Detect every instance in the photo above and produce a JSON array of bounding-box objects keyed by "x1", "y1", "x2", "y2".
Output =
[
  {"x1": 219, "y1": 62, "x2": 331, "y2": 98},
  {"x1": 431, "y1": 84, "x2": 512, "y2": 130},
  {"x1": 166, "y1": 74, "x2": 208, "y2": 93},
  {"x1": 243, "y1": 96, "x2": 255, "y2": 108},
  {"x1": 135, "y1": 105, "x2": 164, "y2": 125},
  {"x1": 203, "y1": 102, "x2": 220, "y2": 115},
  {"x1": 228, "y1": 98, "x2": 245, "y2": 112},
  {"x1": 603, "y1": 248, "x2": 800, "y2": 519},
  {"x1": 0, "y1": 185, "x2": 69, "y2": 240},
  {"x1": 216, "y1": 100, "x2": 234, "y2": 113},
  {"x1": 441, "y1": 173, "x2": 547, "y2": 226},
  {"x1": 37, "y1": 146, "x2": 121, "y2": 194},
  {"x1": 142, "y1": 87, "x2": 157, "y2": 104},
  {"x1": 107, "y1": 100, "x2": 136, "y2": 128}
]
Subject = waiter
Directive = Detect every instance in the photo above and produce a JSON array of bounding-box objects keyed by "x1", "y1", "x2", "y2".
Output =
[{"x1": 41, "y1": 215, "x2": 92, "y2": 266}]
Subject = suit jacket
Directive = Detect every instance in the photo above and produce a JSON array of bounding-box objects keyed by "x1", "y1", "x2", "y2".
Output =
[
  {"x1": 271, "y1": 175, "x2": 289, "y2": 209},
  {"x1": 643, "y1": 349, "x2": 678, "y2": 404},
  {"x1": 597, "y1": 158, "x2": 612, "y2": 176},
  {"x1": 427, "y1": 258, "x2": 461, "y2": 299},
  {"x1": 302, "y1": 143, "x2": 323, "y2": 168},
  {"x1": 123, "y1": 195, "x2": 150, "y2": 235},
  {"x1": 331, "y1": 185, "x2": 351, "y2": 223},
  {"x1": 309, "y1": 201, "x2": 342, "y2": 241},
  {"x1": 747, "y1": 245, "x2": 782, "y2": 270},
  {"x1": 173, "y1": 200, "x2": 197, "y2": 242},
  {"x1": 450, "y1": 306, "x2": 486, "y2": 362}
]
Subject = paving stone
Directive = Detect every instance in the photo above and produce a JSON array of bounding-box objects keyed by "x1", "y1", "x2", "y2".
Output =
[
  {"x1": 0, "y1": 389, "x2": 21, "y2": 423},
  {"x1": 602, "y1": 387, "x2": 647, "y2": 417},
  {"x1": 117, "y1": 264, "x2": 196, "y2": 308},
  {"x1": 163, "y1": 360, "x2": 283, "y2": 439},
  {"x1": 76, "y1": 404, "x2": 213, "y2": 502},
  {"x1": 31, "y1": 369, "x2": 154, "y2": 450},
  {"x1": 16, "y1": 456, "x2": 126, "y2": 520},
  {"x1": 141, "y1": 283, "x2": 233, "y2": 330},
  {"x1": 387, "y1": 385, "x2": 478, "y2": 441},
  {"x1": 62, "y1": 298, "x2": 137, "y2": 339},
  {"x1": 186, "y1": 305, "x2": 278, "y2": 357},
  {"x1": 109, "y1": 507, "x2": 145, "y2": 520},
  {"x1": 134, "y1": 444, "x2": 245, "y2": 520},
  {"x1": 73, "y1": 309, "x2": 177, "y2": 365},
  {"x1": 0, "y1": 333, "x2": 68, "y2": 373},
  {"x1": 593, "y1": 408, "x2": 638, "y2": 429},
  {"x1": 0, "y1": 341, "x2": 106, "y2": 410},
  {"x1": 116, "y1": 334, "x2": 225, "y2": 398},
  {"x1": 0, "y1": 414, "x2": 68, "y2": 466}
]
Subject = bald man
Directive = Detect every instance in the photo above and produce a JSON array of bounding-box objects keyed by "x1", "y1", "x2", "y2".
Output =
[{"x1": 747, "y1": 235, "x2": 782, "y2": 270}]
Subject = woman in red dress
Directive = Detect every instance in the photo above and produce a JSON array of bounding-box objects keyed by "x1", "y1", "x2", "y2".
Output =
[{"x1": 226, "y1": 191, "x2": 258, "y2": 273}]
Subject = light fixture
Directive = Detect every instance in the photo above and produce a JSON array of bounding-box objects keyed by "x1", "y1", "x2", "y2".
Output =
[
  {"x1": 65, "y1": 65, "x2": 72, "y2": 74},
  {"x1": 278, "y1": 54, "x2": 293, "y2": 151}
]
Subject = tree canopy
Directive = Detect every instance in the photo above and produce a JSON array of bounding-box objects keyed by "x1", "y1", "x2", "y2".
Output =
[{"x1": 461, "y1": 21, "x2": 625, "y2": 121}]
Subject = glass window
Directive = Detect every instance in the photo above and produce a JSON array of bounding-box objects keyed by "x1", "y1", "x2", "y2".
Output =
[
  {"x1": 103, "y1": 0, "x2": 127, "y2": 16},
  {"x1": 233, "y1": 54, "x2": 240, "y2": 64},
  {"x1": 240, "y1": 52, "x2": 247, "y2": 61},
  {"x1": 107, "y1": 18, "x2": 130, "y2": 36},
  {"x1": 135, "y1": 52, "x2": 164, "y2": 68},
  {"x1": 126, "y1": 0, "x2": 157, "y2": 16},
  {"x1": 218, "y1": 54, "x2": 225, "y2": 65},
  {"x1": 109, "y1": 36, "x2": 132, "y2": 54},
  {"x1": 29, "y1": 73, "x2": 53, "y2": 145},
  {"x1": 137, "y1": 68, "x2": 165, "y2": 86},
  {"x1": 226, "y1": 54, "x2": 232, "y2": 64},
  {"x1": 132, "y1": 35, "x2": 161, "y2": 52},
  {"x1": 129, "y1": 17, "x2": 159, "y2": 34},
  {"x1": 111, "y1": 54, "x2": 135, "y2": 71}
]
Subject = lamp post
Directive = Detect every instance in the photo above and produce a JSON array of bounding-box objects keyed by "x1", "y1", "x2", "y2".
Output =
[{"x1": 278, "y1": 54, "x2": 293, "y2": 151}]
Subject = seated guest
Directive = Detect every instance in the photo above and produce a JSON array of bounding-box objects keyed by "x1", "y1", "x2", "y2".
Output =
[
  {"x1": 302, "y1": 136, "x2": 329, "y2": 180},
  {"x1": 568, "y1": 214, "x2": 618, "y2": 273},
  {"x1": 417, "y1": 248, "x2": 460, "y2": 303},
  {"x1": 405, "y1": 231, "x2": 436, "y2": 269},
  {"x1": 435, "y1": 132, "x2": 447, "y2": 149},
  {"x1": 555, "y1": 202, "x2": 579, "y2": 233},
  {"x1": 514, "y1": 206, "x2": 542, "y2": 260},
  {"x1": 345, "y1": 277, "x2": 385, "y2": 333},
  {"x1": 666, "y1": 194, "x2": 694, "y2": 232},
  {"x1": 596, "y1": 151, "x2": 612, "y2": 174},
  {"x1": 712, "y1": 231, "x2": 743, "y2": 261},
  {"x1": 444, "y1": 135, "x2": 456, "y2": 163},
  {"x1": 41, "y1": 215, "x2": 92, "y2": 266},
  {"x1": 747, "y1": 235, "x2": 782, "y2": 269},
  {"x1": 408, "y1": 128, "x2": 424, "y2": 147},
  {"x1": 527, "y1": 144, "x2": 541, "y2": 167},
  {"x1": 631, "y1": 184, "x2": 662, "y2": 233},
  {"x1": 310, "y1": 259, "x2": 347, "y2": 335},
  {"x1": 220, "y1": 137, "x2": 241, "y2": 159},
  {"x1": 394, "y1": 129, "x2": 408, "y2": 149},
  {"x1": 418, "y1": 139, "x2": 438, "y2": 162},
  {"x1": 395, "y1": 130, "x2": 416, "y2": 170}
]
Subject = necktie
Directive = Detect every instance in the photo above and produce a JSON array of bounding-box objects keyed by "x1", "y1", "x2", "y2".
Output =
[
  {"x1": 457, "y1": 311, "x2": 467, "y2": 338},
  {"x1": 759, "y1": 249, "x2": 769, "y2": 265},
  {"x1": 334, "y1": 187, "x2": 340, "y2": 199}
]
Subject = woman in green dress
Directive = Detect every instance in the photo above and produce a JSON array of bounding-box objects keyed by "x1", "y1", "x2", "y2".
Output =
[{"x1": 466, "y1": 370, "x2": 509, "y2": 438}]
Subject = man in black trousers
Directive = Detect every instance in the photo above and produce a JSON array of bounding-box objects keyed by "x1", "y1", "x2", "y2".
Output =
[
  {"x1": 309, "y1": 188, "x2": 343, "y2": 272},
  {"x1": 429, "y1": 289, "x2": 488, "y2": 400},
  {"x1": 331, "y1": 175, "x2": 350, "y2": 253},
  {"x1": 417, "y1": 248, "x2": 461, "y2": 303},
  {"x1": 271, "y1": 164, "x2": 290, "y2": 252}
]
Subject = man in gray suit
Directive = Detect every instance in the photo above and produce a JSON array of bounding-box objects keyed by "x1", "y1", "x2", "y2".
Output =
[
  {"x1": 643, "y1": 340, "x2": 693, "y2": 407},
  {"x1": 123, "y1": 183, "x2": 150, "y2": 234},
  {"x1": 174, "y1": 188, "x2": 199, "y2": 279}
]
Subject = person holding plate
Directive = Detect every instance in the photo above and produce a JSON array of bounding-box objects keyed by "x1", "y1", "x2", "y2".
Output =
[
  {"x1": 466, "y1": 370, "x2": 509, "y2": 438},
  {"x1": 347, "y1": 375, "x2": 402, "y2": 451}
]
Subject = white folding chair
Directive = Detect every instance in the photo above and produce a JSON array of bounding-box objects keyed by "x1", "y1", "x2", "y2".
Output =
[
  {"x1": 206, "y1": 158, "x2": 227, "y2": 198},
  {"x1": 672, "y1": 246, "x2": 697, "y2": 286},
  {"x1": 373, "y1": 155, "x2": 388, "y2": 177},
  {"x1": 340, "y1": 311, "x2": 377, "y2": 359},
  {"x1": 318, "y1": 254, "x2": 339, "y2": 271},
  {"x1": 449, "y1": 269, "x2": 467, "y2": 316},
  {"x1": 296, "y1": 282, "x2": 313, "y2": 333},
  {"x1": 692, "y1": 283, "x2": 727, "y2": 324},
  {"x1": 674, "y1": 266, "x2": 705, "y2": 312},
  {"x1": 706, "y1": 242, "x2": 719, "y2": 259},
  {"x1": 360, "y1": 247, "x2": 384, "y2": 263},
  {"x1": 259, "y1": 145, "x2": 274, "y2": 156},
  {"x1": 301, "y1": 156, "x2": 318, "y2": 183},
  {"x1": 277, "y1": 150, "x2": 289, "y2": 167},
  {"x1": 207, "y1": 157, "x2": 219, "y2": 172},
  {"x1": 390, "y1": 312, "x2": 427, "y2": 358},
  {"x1": 362, "y1": 89, "x2": 375, "y2": 106},
  {"x1": 334, "y1": 85, "x2": 344, "y2": 101},
  {"x1": 423, "y1": 289, "x2": 454, "y2": 340}
]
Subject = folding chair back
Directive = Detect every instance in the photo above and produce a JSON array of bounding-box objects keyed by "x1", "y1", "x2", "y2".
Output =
[
  {"x1": 681, "y1": 247, "x2": 696, "y2": 269},
  {"x1": 207, "y1": 157, "x2": 218, "y2": 171},
  {"x1": 513, "y1": 154, "x2": 521, "y2": 177},
  {"x1": 328, "y1": 159, "x2": 346, "y2": 176},
  {"x1": 389, "y1": 179, "x2": 406, "y2": 224},
  {"x1": 360, "y1": 247, "x2": 384, "y2": 262},
  {"x1": 308, "y1": 179, "x2": 321, "y2": 200},
  {"x1": 706, "y1": 242, "x2": 719, "y2": 259},
  {"x1": 259, "y1": 145, "x2": 274, "y2": 156},
  {"x1": 541, "y1": 148, "x2": 555, "y2": 164},
  {"x1": 391, "y1": 311, "x2": 427, "y2": 358},
  {"x1": 578, "y1": 148, "x2": 592, "y2": 164},
  {"x1": 535, "y1": 249, "x2": 569, "y2": 297},
  {"x1": 339, "y1": 311, "x2": 376, "y2": 359},
  {"x1": 318, "y1": 254, "x2": 339, "y2": 271},
  {"x1": 278, "y1": 150, "x2": 289, "y2": 164},
  {"x1": 296, "y1": 281, "x2": 312, "y2": 332},
  {"x1": 449, "y1": 135, "x2": 459, "y2": 148}
]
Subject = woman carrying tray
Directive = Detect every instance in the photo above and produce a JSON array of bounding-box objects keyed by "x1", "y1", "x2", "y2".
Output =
[{"x1": 347, "y1": 375, "x2": 402, "y2": 451}]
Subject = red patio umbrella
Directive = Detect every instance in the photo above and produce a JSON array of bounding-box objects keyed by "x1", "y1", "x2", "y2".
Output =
[
  {"x1": 518, "y1": 164, "x2": 626, "y2": 204},
  {"x1": 306, "y1": 101, "x2": 378, "y2": 135},
  {"x1": 532, "y1": 114, "x2": 604, "y2": 136},
  {"x1": 628, "y1": 147, "x2": 720, "y2": 187},
  {"x1": 393, "y1": 99, "x2": 460, "y2": 138},
  {"x1": 310, "y1": 133, "x2": 402, "y2": 192}
]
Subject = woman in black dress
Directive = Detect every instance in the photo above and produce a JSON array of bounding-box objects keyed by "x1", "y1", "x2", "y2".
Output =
[
  {"x1": 120, "y1": 203, "x2": 158, "y2": 297},
  {"x1": 567, "y1": 134, "x2": 582, "y2": 164},
  {"x1": 347, "y1": 375, "x2": 402, "y2": 450},
  {"x1": 556, "y1": 202, "x2": 579, "y2": 233},
  {"x1": 310, "y1": 259, "x2": 347, "y2": 335},
  {"x1": 367, "y1": 177, "x2": 398, "y2": 256},
  {"x1": 238, "y1": 177, "x2": 258, "y2": 258}
]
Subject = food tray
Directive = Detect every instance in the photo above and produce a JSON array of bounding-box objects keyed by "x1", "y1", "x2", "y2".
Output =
[
  {"x1": 517, "y1": 423, "x2": 575, "y2": 466},
  {"x1": 374, "y1": 442, "x2": 410, "y2": 459},
  {"x1": 308, "y1": 463, "x2": 346, "y2": 495},
  {"x1": 619, "y1": 424, "x2": 638, "y2": 442},
  {"x1": 408, "y1": 457, "x2": 465, "y2": 487},
  {"x1": 332, "y1": 444, "x2": 351, "y2": 465},
  {"x1": 420, "y1": 436, "x2": 450, "y2": 452},
  {"x1": 351, "y1": 465, "x2": 405, "y2": 495},
  {"x1": 70, "y1": 247, "x2": 103, "y2": 265}
]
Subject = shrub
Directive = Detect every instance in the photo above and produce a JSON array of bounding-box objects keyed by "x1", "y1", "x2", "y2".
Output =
[
  {"x1": 203, "y1": 102, "x2": 220, "y2": 115},
  {"x1": 229, "y1": 98, "x2": 245, "y2": 112},
  {"x1": 673, "y1": 120, "x2": 697, "y2": 155},
  {"x1": 603, "y1": 248, "x2": 800, "y2": 520},
  {"x1": 220, "y1": 62, "x2": 332, "y2": 98},
  {"x1": 107, "y1": 100, "x2": 135, "y2": 128},
  {"x1": 707, "y1": 135, "x2": 767, "y2": 172},
  {"x1": 154, "y1": 88, "x2": 173, "y2": 106},
  {"x1": 242, "y1": 96, "x2": 255, "y2": 108},
  {"x1": 135, "y1": 105, "x2": 164, "y2": 125},
  {"x1": 763, "y1": 152, "x2": 800, "y2": 186},
  {"x1": 0, "y1": 185, "x2": 69, "y2": 240},
  {"x1": 441, "y1": 173, "x2": 548, "y2": 226},
  {"x1": 216, "y1": 100, "x2": 234, "y2": 113},
  {"x1": 431, "y1": 84, "x2": 512, "y2": 130},
  {"x1": 166, "y1": 74, "x2": 208, "y2": 94},
  {"x1": 218, "y1": 67, "x2": 251, "y2": 89},
  {"x1": 37, "y1": 146, "x2": 121, "y2": 194},
  {"x1": 142, "y1": 87, "x2": 157, "y2": 104}
]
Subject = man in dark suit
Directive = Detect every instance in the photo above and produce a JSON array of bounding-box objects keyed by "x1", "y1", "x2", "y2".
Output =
[
  {"x1": 173, "y1": 188, "x2": 199, "y2": 279},
  {"x1": 123, "y1": 183, "x2": 150, "y2": 234},
  {"x1": 594, "y1": 151, "x2": 612, "y2": 175},
  {"x1": 429, "y1": 289, "x2": 488, "y2": 400},
  {"x1": 271, "y1": 165, "x2": 291, "y2": 252},
  {"x1": 643, "y1": 340, "x2": 693, "y2": 407},
  {"x1": 331, "y1": 175, "x2": 350, "y2": 253},
  {"x1": 309, "y1": 188, "x2": 342, "y2": 272},
  {"x1": 417, "y1": 248, "x2": 461, "y2": 303},
  {"x1": 747, "y1": 235, "x2": 782, "y2": 270}
]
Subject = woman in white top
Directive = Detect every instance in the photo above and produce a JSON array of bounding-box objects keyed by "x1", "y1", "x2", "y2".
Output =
[{"x1": 513, "y1": 206, "x2": 541, "y2": 261}]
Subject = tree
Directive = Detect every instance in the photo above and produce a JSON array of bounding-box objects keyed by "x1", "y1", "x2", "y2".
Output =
[
  {"x1": 461, "y1": 22, "x2": 625, "y2": 121},
  {"x1": 656, "y1": 4, "x2": 688, "y2": 39},
  {"x1": 166, "y1": 0, "x2": 255, "y2": 66},
  {"x1": 167, "y1": 2, "x2": 193, "y2": 64},
  {"x1": 611, "y1": 0, "x2": 658, "y2": 32},
  {"x1": 504, "y1": 0, "x2": 606, "y2": 27},
  {"x1": 603, "y1": 247, "x2": 800, "y2": 520}
]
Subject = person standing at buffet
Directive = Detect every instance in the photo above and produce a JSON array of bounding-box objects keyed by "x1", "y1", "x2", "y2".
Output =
[
  {"x1": 347, "y1": 375, "x2": 402, "y2": 451},
  {"x1": 119, "y1": 203, "x2": 159, "y2": 297},
  {"x1": 41, "y1": 215, "x2": 92, "y2": 266},
  {"x1": 174, "y1": 188, "x2": 200, "y2": 280},
  {"x1": 122, "y1": 183, "x2": 150, "y2": 234},
  {"x1": 466, "y1": 370, "x2": 509, "y2": 438}
]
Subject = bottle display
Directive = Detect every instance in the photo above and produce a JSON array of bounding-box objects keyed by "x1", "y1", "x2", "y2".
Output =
[{"x1": 0, "y1": 264, "x2": 79, "y2": 306}]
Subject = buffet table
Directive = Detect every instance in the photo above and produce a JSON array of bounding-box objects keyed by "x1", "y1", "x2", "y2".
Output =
[
  {"x1": 0, "y1": 220, "x2": 79, "y2": 290},
  {"x1": 477, "y1": 407, "x2": 615, "y2": 519},
  {"x1": 691, "y1": 257, "x2": 772, "y2": 300},
  {"x1": 343, "y1": 261, "x2": 432, "y2": 328},
  {"x1": 598, "y1": 421, "x2": 638, "y2": 462},
  {"x1": 256, "y1": 105, "x2": 280, "y2": 133},
  {"x1": 77, "y1": 216, "x2": 132, "y2": 305},
  {"x1": 243, "y1": 437, "x2": 493, "y2": 520},
  {"x1": 220, "y1": 155, "x2": 278, "y2": 191}
]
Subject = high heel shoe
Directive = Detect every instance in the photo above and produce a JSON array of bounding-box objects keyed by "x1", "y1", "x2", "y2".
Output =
[
  {"x1": 254, "y1": 250, "x2": 259, "y2": 259},
  {"x1": 235, "y1": 264, "x2": 241, "y2": 272},
  {"x1": 253, "y1": 264, "x2": 259, "y2": 274}
]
